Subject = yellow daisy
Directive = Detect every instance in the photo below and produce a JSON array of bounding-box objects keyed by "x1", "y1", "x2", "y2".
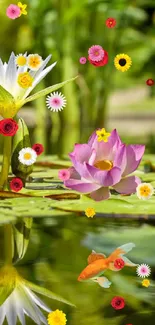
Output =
[
  {"x1": 48, "y1": 309, "x2": 67, "y2": 325},
  {"x1": 17, "y1": 72, "x2": 34, "y2": 88},
  {"x1": 18, "y1": 2, "x2": 27, "y2": 16},
  {"x1": 136, "y1": 183, "x2": 154, "y2": 200},
  {"x1": 15, "y1": 54, "x2": 27, "y2": 67},
  {"x1": 85, "y1": 207, "x2": 96, "y2": 218},
  {"x1": 27, "y1": 54, "x2": 43, "y2": 71},
  {"x1": 114, "y1": 54, "x2": 132, "y2": 72},
  {"x1": 96, "y1": 128, "x2": 111, "y2": 142},
  {"x1": 142, "y1": 279, "x2": 150, "y2": 287}
]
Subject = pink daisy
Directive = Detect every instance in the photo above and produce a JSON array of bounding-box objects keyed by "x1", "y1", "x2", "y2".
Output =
[
  {"x1": 88, "y1": 45, "x2": 104, "y2": 62},
  {"x1": 6, "y1": 4, "x2": 21, "y2": 19},
  {"x1": 136, "y1": 264, "x2": 151, "y2": 278},
  {"x1": 79, "y1": 57, "x2": 87, "y2": 64},
  {"x1": 46, "y1": 92, "x2": 67, "y2": 112},
  {"x1": 58, "y1": 169, "x2": 70, "y2": 181}
]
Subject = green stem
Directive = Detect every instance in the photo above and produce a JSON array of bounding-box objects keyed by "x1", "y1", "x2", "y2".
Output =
[
  {"x1": 0, "y1": 136, "x2": 12, "y2": 190},
  {"x1": 4, "y1": 224, "x2": 12, "y2": 265}
]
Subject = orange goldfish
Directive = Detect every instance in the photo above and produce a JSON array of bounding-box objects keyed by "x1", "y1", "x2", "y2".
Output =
[{"x1": 78, "y1": 243, "x2": 137, "y2": 288}]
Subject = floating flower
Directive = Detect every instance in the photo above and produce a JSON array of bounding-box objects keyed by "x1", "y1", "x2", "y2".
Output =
[
  {"x1": 111, "y1": 296, "x2": 125, "y2": 310},
  {"x1": 17, "y1": 2, "x2": 27, "y2": 16},
  {"x1": 32, "y1": 143, "x2": 44, "y2": 156},
  {"x1": 6, "y1": 4, "x2": 20, "y2": 19},
  {"x1": 96, "y1": 128, "x2": 111, "y2": 142},
  {"x1": 64, "y1": 128, "x2": 145, "y2": 201},
  {"x1": 18, "y1": 147, "x2": 37, "y2": 166},
  {"x1": 88, "y1": 45, "x2": 108, "y2": 67},
  {"x1": 27, "y1": 54, "x2": 43, "y2": 71},
  {"x1": 114, "y1": 258, "x2": 125, "y2": 270},
  {"x1": 85, "y1": 207, "x2": 96, "y2": 218},
  {"x1": 106, "y1": 17, "x2": 116, "y2": 28},
  {"x1": 79, "y1": 57, "x2": 87, "y2": 64},
  {"x1": 15, "y1": 54, "x2": 27, "y2": 67},
  {"x1": 10, "y1": 177, "x2": 23, "y2": 192},
  {"x1": 46, "y1": 92, "x2": 67, "y2": 112},
  {"x1": 114, "y1": 54, "x2": 132, "y2": 72},
  {"x1": 142, "y1": 279, "x2": 150, "y2": 287},
  {"x1": 58, "y1": 169, "x2": 70, "y2": 181},
  {"x1": 0, "y1": 118, "x2": 18, "y2": 136},
  {"x1": 146, "y1": 79, "x2": 154, "y2": 86},
  {"x1": 136, "y1": 264, "x2": 151, "y2": 278},
  {"x1": 17, "y1": 72, "x2": 34, "y2": 88},
  {"x1": 48, "y1": 309, "x2": 67, "y2": 325},
  {"x1": 136, "y1": 183, "x2": 154, "y2": 200}
]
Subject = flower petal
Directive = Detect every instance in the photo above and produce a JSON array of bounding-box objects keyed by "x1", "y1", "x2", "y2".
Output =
[
  {"x1": 90, "y1": 187, "x2": 110, "y2": 201},
  {"x1": 113, "y1": 176, "x2": 141, "y2": 194},
  {"x1": 123, "y1": 145, "x2": 145, "y2": 176},
  {"x1": 94, "y1": 167, "x2": 121, "y2": 186},
  {"x1": 64, "y1": 179, "x2": 101, "y2": 193},
  {"x1": 5, "y1": 52, "x2": 17, "y2": 94},
  {"x1": 114, "y1": 144, "x2": 126, "y2": 173},
  {"x1": 70, "y1": 144, "x2": 92, "y2": 163}
]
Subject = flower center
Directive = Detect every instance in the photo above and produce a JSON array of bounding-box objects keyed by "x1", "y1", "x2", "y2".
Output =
[
  {"x1": 24, "y1": 153, "x2": 32, "y2": 160},
  {"x1": 16, "y1": 56, "x2": 27, "y2": 66},
  {"x1": 140, "y1": 186, "x2": 151, "y2": 196},
  {"x1": 94, "y1": 160, "x2": 113, "y2": 171},
  {"x1": 119, "y1": 58, "x2": 126, "y2": 66},
  {"x1": 17, "y1": 72, "x2": 33, "y2": 88},
  {"x1": 0, "y1": 266, "x2": 18, "y2": 287}
]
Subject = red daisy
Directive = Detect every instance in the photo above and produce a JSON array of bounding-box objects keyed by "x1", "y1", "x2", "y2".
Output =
[
  {"x1": 10, "y1": 177, "x2": 23, "y2": 192},
  {"x1": 106, "y1": 17, "x2": 116, "y2": 28},
  {"x1": 0, "y1": 118, "x2": 18, "y2": 136},
  {"x1": 111, "y1": 296, "x2": 125, "y2": 310},
  {"x1": 32, "y1": 143, "x2": 44, "y2": 156},
  {"x1": 114, "y1": 258, "x2": 125, "y2": 270},
  {"x1": 146, "y1": 79, "x2": 154, "y2": 86},
  {"x1": 88, "y1": 50, "x2": 108, "y2": 67}
]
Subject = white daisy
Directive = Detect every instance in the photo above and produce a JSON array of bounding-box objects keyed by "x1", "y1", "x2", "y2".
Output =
[
  {"x1": 46, "y1": 92, "x2": 67, "y2": 112},
  {"x1": 136, "y1": 183, "x2": 154, "y2": 200},
  {"x1": 15, "y1": 53, "x2": 27, "y2": 67},
  {"x1": 27, "y1": 54, "x2": 43, "y2": 71},
  {"x1": 18, "y1": 147, "x2": 37, "y2": 166},
  {"x1": 136, "y1": 264, "x2": 151, "y2": 278}
]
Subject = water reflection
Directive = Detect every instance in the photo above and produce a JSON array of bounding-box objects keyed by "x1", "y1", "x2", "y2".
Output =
[{"x1": 0, "y1": 215, "x2": 155, "y2": 325}]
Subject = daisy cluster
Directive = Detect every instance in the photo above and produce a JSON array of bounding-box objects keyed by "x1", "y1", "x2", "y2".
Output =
[{"x1": 136, "y1": 264, "x2": 151, "y2": 288}]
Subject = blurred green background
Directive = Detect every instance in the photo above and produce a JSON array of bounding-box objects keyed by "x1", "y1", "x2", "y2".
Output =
[{"x1": 1, "y1": 0, "x2": 155, "y2": 155}]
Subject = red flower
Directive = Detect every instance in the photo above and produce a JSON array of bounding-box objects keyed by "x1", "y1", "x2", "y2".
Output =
[
  {"x1": 32, "y1": 143, "x2": 44, "y2": 156},
  {"x1": 114, "y1": 258, "x2": 125, "y2": 270},
  {"x1": 0, "y1": 118, "x2": 18, "y2": 136},
  {"x1": 106, "y1": 17, "x2": 116, "y2": 28},
  {"x1": 111, "y1": 296, "x2": 125, "y2": 310},
  {"x1": 88, "y1": 50, "x2": 108, "y2": 67},
  {"x1": 10, "y1": 177, "x2": 23, "y2": 192},
  {"x1": 146, "y1": 79, "x2": 154, "y2": 86}
]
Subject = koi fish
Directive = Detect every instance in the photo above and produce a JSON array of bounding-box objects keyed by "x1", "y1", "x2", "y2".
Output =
[{"x1": 78, "y1": 243, "x2": 137, "y2": 288}]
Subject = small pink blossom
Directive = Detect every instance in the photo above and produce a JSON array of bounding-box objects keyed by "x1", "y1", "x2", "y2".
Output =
[
  {"x1": 6, "y1": 4, "x2": 21, "y2": 19},
  {"x1": 88, "y1": 45, "x2": 104, "y2": 62},
  {"x1": 58, "y1": 169, "x2": 70, "y2": 181},
  {"x1": 79, "y1": 57, "x2": 87, "y2": 64}
]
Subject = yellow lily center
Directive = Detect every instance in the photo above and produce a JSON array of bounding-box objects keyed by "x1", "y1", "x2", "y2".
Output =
[
  {"x1": 94, "y1": 159, "x2": 113, "y2": 171},
  {"x1": 24, "y1": 153, "x2": 32, "y2": 160}
]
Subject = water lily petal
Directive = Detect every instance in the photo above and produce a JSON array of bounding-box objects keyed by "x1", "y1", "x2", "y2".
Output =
[
  {"x1": 70, "y1": 144, "x2": 92, "y2": 163},
  {"x1": 88, "y1": 149, "x2": 97, "y2": 165},
  {"x1": 94, "y1": 167, "x2": 121, "y2": 186},
  {"x1": 113, "y1": 175, "x2": 141, "y2": 194},
  {"x1": 64, "y1": 179, "x2": 101, "y2": 193},
  {"x1": 0, "y1": 306, "x2": 5, "y2": 325},
  {"x1": 0, "y1": 59, "x2": 5, "y2": 87},
  {"x1": 114, "y1": 144, "x2": 127, "y2": 173},
  {"x1": 123, "y1": 144, "x2": 145, "y2": 176},
  {"x1": 90, "y1": 187, "x2": 110, "y2": 201},
  {"x1": 5, "y1": 52, "x2": 17, "y2": 94},
  {"x1": 5, "y1": 300, "x2": 17, "y2": 325},
  {"x1": 68, "y1": 167, "x2": 81, "y2": 179},
  {"x1": 25, "y1": 287, "x2": 51, "y2": 313}
]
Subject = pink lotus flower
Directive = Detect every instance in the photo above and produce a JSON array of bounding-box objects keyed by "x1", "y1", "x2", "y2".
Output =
[
  {"x1": 6, "y1": 4, "x2": 21, "y2": 19},
  {"x1": 64, "y1": 129, "x2": 145, "y2": 201}
]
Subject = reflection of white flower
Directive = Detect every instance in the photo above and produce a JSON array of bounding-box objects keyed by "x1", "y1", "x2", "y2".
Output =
[
  {"x1": 0, "y1": 266, "x2": 51, "y2": 325},
  {"x1": 46, "y1": 92, "x2": 67, "y2": 112},
  {"x1": 136, "y1": 264, "x2": 151, "y2": 278},
  {"x1": 18, "y1": 147, "x2": 37, "y2": 166}
]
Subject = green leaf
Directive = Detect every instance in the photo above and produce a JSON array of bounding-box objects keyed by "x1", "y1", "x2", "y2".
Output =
[
  {"x1": 24, "y1": 280, "x2": 76, "y2": 307},
  {"x1": 22, "y1": 76, "x2": 78, "y2": 104},
  {"x1": 12, "y1": 217, "x2": 33, "y2": 263}
]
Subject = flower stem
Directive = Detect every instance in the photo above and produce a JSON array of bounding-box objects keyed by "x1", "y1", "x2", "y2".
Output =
[
  {"x1": 4, "y1": 224, "x2": 12, "y2": 265},
  {"x1": 0, "y1": 136, "x2": 12, "y2": 190}
]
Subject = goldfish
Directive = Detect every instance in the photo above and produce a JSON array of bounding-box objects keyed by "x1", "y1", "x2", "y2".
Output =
[{"x1": 78, "y1": 243, "x2": 137, "y2": 288}]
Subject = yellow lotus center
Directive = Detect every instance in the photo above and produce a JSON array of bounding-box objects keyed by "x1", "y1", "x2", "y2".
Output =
[
  {"x1": 140, "y1": 186, "x2": 151, "y2": 197},
  {"x1": 28, "y1": 56, "x2": 41, "y2": 68},
  {"x1": 24, "y1": 153, "x2": 32, "y2": 160},
  {"x1": 17, "y1": 72, "x2": 33, "y2": 89},
  {"x1": 16, "y1": 56, "x2": 27, "y2": 66},
  {"x1": 94, "y1": 159, "x2": 113, "y2": 171}
]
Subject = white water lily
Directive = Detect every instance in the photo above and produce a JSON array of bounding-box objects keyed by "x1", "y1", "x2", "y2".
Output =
[
  {"x1": 0, "y1": 52, "x2": 76, "y2": 118},
  {"x1": 0, "y1": 266, "x2": 74, "y2": 325}
]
